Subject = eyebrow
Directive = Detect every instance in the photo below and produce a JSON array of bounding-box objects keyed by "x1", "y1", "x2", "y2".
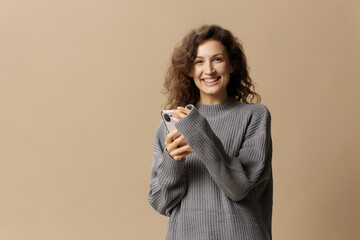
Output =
[{"x1": 195, "y1": 53, "x2": 224, "y2": 58}]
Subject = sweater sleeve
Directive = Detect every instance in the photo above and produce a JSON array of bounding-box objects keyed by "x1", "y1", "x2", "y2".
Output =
[
  {"x1": 147, "y1": 121, "x2": 188, "y2": 216},
  {"x1": 175, "y1": 104, "x2": 272, "y2": 201}
]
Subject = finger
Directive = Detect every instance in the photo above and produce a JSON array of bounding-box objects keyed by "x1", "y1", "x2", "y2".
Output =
[
  {"x1": 175, "y1": 109, "x2": 187, "y2": 118},
  {"x1": 166, "y1": 134, "x2": 184, "y2": 151},
  {"x1": 173, "y1": 150, "x2": 193, "y2": 161},
  {"x1": 169, "y1": 129, "x2": 179, "y2": 138},
  {"x1": 175, "y1": 144, "x2": 192, "y2": 154},
  {"x1": 177, "y1": 106, "x2": 191, "y2": 115},
  {"x1": 165, "y1": 129, "x2": 178, "y2": 145},
  {"x1": 182, "y1": 145, "x2": 194, "y2": 153},
  {"x1": 173, "y1": 117, "x2": 179, "y2": 122},
  {"x1": 173, "y1": 134, "x2": 186, "y2": 146}
]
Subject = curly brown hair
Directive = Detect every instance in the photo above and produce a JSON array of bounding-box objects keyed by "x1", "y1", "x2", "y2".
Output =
[{"x1": 162, "y1": 24, "x2": 261, "y2": 109}]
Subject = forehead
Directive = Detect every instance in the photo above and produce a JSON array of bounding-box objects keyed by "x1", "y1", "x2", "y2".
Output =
[{"x1": 196, "y1": 39, "x2": 227, "y2": 57}]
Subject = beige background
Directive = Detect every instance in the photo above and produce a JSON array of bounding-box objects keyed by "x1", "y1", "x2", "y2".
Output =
[{"x1": 1, "y1": 0, "x2": 359, "y2": 239}]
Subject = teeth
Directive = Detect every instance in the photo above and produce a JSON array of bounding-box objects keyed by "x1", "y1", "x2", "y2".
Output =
[{"x1": 203, "y1": 77, "x2": 219, "y2": 83}]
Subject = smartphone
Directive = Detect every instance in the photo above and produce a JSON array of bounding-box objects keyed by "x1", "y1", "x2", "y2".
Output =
[{"x1": 161, "y1": 110, "x2": 189, "y2": 148}]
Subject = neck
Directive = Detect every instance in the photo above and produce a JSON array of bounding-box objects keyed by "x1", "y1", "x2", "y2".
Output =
[{"x1": 199, "y1": 93, "x2": 229, "y2": 105}]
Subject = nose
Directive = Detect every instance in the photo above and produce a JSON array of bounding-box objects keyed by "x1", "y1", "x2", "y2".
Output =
[{"x1": 204, "y1": 61, "x2": 215, "y2": 74}]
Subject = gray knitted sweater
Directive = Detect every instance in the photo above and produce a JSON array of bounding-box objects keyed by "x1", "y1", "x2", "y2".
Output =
[{"x1": 148, "y1": 97, "x2": 273, "y2": 240}]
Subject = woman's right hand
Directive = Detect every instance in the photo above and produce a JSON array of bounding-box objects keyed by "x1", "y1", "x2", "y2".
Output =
[{"x1": 165, "y1": 129, "x2": 193, "y2": 161}]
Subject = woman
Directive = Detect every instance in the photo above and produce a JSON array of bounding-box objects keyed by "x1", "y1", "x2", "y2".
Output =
[{"x1": 148, "y1": 24, "x2": 273, "y2": 240}]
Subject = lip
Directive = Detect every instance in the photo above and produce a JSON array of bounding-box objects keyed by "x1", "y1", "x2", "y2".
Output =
[
  {"x1": 201, "y1": 76, "x2": 220, "y2": 82},
  {"x1": 201, "y1": 76, "x2": 221, "y2": 86}
]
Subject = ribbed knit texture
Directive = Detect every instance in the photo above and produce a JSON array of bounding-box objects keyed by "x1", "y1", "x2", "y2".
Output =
[{"x1": 148, "y1": 97, "x2": 273, "y2": 240}]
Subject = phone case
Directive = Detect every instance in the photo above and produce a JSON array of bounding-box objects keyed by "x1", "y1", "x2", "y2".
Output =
[{"x1": 161, "y1": 110, "x2": 189, "y2": 148}]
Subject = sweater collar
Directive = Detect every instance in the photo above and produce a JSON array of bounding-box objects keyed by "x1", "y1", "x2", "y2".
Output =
[{"x1": 194, "y1": 96, "x2": 239, "y2": 118}]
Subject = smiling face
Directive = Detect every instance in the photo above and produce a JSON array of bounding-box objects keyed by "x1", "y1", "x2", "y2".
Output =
[{"x1": 190, "y1": 39, "x2": 233, "y2": 105}]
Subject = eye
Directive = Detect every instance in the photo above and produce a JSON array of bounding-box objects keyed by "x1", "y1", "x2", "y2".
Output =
[
  {"x1": 195, "y1": 59, "x2": 203, "y2": 64},
  {"x1": 214, "y1": 57, "x2": 223, "y2": 62}
]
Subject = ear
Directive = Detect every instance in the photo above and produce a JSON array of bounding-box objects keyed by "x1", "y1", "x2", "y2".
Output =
[
  {"x1": 230, "y1": 65, "x2": 234, "y2": 73},
  {"x1": 189, "y1": 66, "x2": 195, "y2": 78}
]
